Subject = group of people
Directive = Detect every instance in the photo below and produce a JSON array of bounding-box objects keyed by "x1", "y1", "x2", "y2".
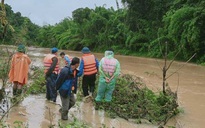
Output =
[{"x1": 8, "y1": 45, "x2": 121, "y2": 120}]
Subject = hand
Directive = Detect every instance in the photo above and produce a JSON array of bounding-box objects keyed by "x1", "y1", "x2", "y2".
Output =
[
  {"x1": 105, "y1": 77, "x2": 110, "y2": 83},
  {"x1": 72, "y1": 86, "x2": 75, "y2": 91},
  {"x1": 109, "y1": 75, "x2": 114, "y2": 82}
]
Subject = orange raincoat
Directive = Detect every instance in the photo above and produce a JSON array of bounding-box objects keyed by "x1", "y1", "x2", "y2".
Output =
[{"x1": 9, "y1": 52, "x2": 31, "y2": 85}]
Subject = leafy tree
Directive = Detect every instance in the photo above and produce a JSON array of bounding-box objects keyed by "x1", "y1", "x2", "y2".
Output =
[
  {"x1": 37, "y1": 25, "x2": 58, "y2": 47},
  {"x1": 72, "y1": 7, "x2": 92, "y2": 25},
  {"x1": 154, "y1": 0, "x2": 205, "y2": 62},
  {"x1": 121, "y1": 0, "x2": 172, "y2": 31}
]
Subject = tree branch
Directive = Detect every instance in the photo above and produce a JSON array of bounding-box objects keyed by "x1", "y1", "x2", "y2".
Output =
[{"x1": 166, "y1": 53, "x2": 196, "y2": 79}]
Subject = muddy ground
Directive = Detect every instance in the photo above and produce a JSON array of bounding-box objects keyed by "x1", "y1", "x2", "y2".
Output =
[{"x1": 1, "y1": 46, "x2": 205, "y2": 128}]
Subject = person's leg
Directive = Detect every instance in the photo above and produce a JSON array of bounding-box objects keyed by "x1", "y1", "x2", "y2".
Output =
[
  {"x1": 89, "y1": 74, "x2": 96, "y2": 96},
  {"x1": 95, "y1": 78, "x2": 106, "y2": 102},
  {"x1": 50, "y1": 74, "x2": 57, "y2": 102},
  {"x1": 17, "y1": 83, "x2": 23, "y2": 95},
  {"x1": 105, "y1": 82, "x2": 116, "y2": 102},
  {"x1": 82, "y1": 76, "x2": 89, "y2": 97},
  {"x1": 47, "y1": 74, "x2": 57, "y2": 102},
  {"x1": 68, "y1": 93, "x2": 76, "y2": 110},
  {"x1": 46, "y1": 77, "x2": 51, "y2": 100},
  {"x1": 60, "y1": 95, "x2": 70, "y2": 120},
  {"x1": 13, "y1": 81, "x2": 18, "y2": 96}
]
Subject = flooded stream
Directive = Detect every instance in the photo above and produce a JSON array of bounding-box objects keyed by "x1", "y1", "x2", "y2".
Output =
[{"x1": 1, "y1": 45, "x2": 205, "y2": 128}]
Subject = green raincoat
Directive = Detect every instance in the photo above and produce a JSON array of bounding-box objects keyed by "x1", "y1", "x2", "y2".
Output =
[{"x1": 95, "y1": 50, "x2": 121, "y2": 102}]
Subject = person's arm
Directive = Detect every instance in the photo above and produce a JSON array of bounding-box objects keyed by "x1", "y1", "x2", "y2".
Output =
[
  {"x1": 27, "y1": 57, "x2": 31, "y2": 65},
  {"x1": 77, "y1": 59, "x2": 84, "y2": 77},
  {"x1": 72, "y1": 76, "x2": 78, "y2": 94},
  {"x1": 46, "y1": 57, "x2": 58, "y2": 76},
  {"x1": 64, "y1": 56, "x2": 71, "y2": 65},
  {"x1": 98, "y1": 59, "x2": 106, "y2": 77},
  {"x1": 99, "y1": 59, "x2": 111, "y2": 83},
  {"x1": 95, "y1": 58, "x2": 99, "y2": 73},
  {"x1": 23, "y1": 54, "x2": 31, "y2": 65},
  {"x1": 95, "y1": 58, "x2": 99, "y2": 69},
  {"x1": 56, "y1": 67, "x2": 68, "y2": 90},
  {"x1": 109, "y1": 60, "x2": 121, "y2": 81}
]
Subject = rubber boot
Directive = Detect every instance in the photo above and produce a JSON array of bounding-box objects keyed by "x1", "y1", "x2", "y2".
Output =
[
  {"x1": 59, "y1": 108, "x2": 62, "y2": 113},
  {"x1": 11, "y1": 89, "x2": 18, "y2": 103},
  {"x1": 95, "y1": 102, "x2": 100, "y2": 110},
  {"x1": 61, "y1": 110, "x2": 68, "y2": 120},
  {"x1": 16, "y1": 89, "x2": 22, "y2": 96},
  {"x1": 13, "y1": 88, "x2": 17, "y2": 96}
]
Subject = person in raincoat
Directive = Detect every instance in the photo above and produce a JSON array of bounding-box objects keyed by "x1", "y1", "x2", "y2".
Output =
[
  {"x1": 9, "y1": 44, "x2": 31, "y2": 96},
  {"x1": 77, "y1": 47, "x2": 99, "y2": 98},
  {"x1": 56, "y1": 57, "x2": 80, "y2": 120},
  {"x1": 60, "y1": 52, "x2": 72, "y2": 66},
  {"x1": 43, "y1": 47, "x2": 59, "y2": 102},
  {"x1": 95, "y1": 49, "x2": 120, "y2": 102}
]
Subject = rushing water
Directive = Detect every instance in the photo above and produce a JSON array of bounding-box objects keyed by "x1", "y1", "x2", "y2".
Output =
[{"x1": 1, "y1": 45, "x2": 205, "y2": 128}]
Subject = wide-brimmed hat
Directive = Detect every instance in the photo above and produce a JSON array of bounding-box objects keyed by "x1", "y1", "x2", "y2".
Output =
[
  {"x1": 51, "y1": 47, "x2": 58, "y2": 53},
  {"x1": 81, "y1": 47, "x2": 90, "y2": 54},
  {"x1": 17, "y1": 44, "x2": 26, "y2": 52}
]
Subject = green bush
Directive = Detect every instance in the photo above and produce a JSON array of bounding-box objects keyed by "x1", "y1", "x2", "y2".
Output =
[
  {"x1": 94, "y1": 74, "x2": 179, "y2": 125},
  {"x1": 26, "y1": 68, "x2": 46, "y2": 94}
]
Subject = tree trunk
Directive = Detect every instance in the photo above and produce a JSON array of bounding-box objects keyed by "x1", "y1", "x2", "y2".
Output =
[{"x1": 162, "y1": 42, "x2": 168, "y2": 94}]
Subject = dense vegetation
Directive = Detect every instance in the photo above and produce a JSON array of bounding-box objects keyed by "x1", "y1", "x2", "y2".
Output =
[
  {"x1": 1, "y1": 0, "x2": 205, "y2": 63},
  {"x1": 94, "y1": 74, "x2": 179, "y2": 126}
]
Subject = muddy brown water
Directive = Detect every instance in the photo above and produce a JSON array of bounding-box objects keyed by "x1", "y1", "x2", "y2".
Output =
[{"x1": 1, "y1": 45, "x2": 205, "y2": 128}]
